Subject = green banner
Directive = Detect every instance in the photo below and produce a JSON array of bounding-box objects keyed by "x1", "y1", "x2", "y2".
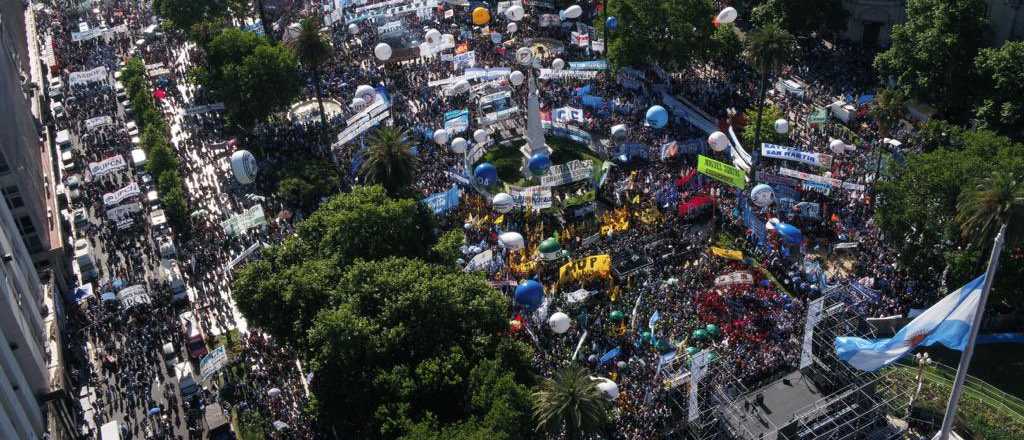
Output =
[
  {"x1": 807, "y1": 107, "x2": 828, "y2": 125},
  {"x1": 697, "y1": 155, "x2": 746, "y2": 188}
]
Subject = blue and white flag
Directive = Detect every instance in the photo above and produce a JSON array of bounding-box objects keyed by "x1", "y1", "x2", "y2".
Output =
[
  {"x1": 835, "y1": 275, "x2": 986, "y2": 371},
  {"x1": 648, "y1": 310, "x2": 661, "y2": 333}
]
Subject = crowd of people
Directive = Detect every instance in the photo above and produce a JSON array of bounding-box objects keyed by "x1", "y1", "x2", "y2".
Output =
[{"x1": 28, "y1": 0, "x2": 959, "y2": 438}]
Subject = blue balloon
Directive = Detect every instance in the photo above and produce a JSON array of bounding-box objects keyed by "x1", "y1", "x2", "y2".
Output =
[
  {"x1": 776, "y1": 222, "x2": 803, "y2": 245},
  {"x1": 474, "y1": 162, "x2": 498, "y2": 186},
  {"x1": 645, "y1": 105, "x2": 668, "y2": 129},
  {"x1": 527, "y1": 153, "x2": 552, "y2": 176},
  {"x1": 514, "y1": 280, "x2": 545, "y2": 311},
  {"x1": 606, "y1": 16, "x2": 618, "y2": 31}
]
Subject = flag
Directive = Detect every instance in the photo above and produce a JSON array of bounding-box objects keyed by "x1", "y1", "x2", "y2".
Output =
[
  {"x1": 648, "y1": 311, "x2": 661, "y2": 333},
  {"x1": 599, "y1": 347, "x2": 622, "y2": 366},
  {"x1": 835, "y1": 275, "x2": 987, "y2": 371}
]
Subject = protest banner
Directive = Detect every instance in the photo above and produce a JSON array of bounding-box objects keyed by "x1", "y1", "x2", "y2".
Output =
[
  {"x1": 421, "y1": 186, "x2": 461, "y2": 214},
  {"x1": 200, "y1": 346, "x2": 229, "y2": 382},
  {"x1": 697, "y1": 155, "x2": 746, "y2": 189},
  {"x1": 715, "y1": 271, "x2": 754, "y2": 286},
  {"x1": 541, "y1": 160, "x2": 594, "y2": 187},
  {"x1": 559, "y1": 255, "x2": 612, "y2": 282},
  {"x1": 85, "y1": 115, "x2": 113, "y2": 130},
  {"x1": 88, "y1": 155, "x2": 127, "y2": 178},
  {"x1": 710, "y1": 247, "x2": 744, "y2": 260},
  {"x1": 103, "y1": 182, "x2": 140, "y2": 206},
  {"x1": 505, "y1": 184, "x2": 553, "y2": 209},
  {"x1": 444, "y1": 109, "x2": 470, "y2": 133},
  {"x1": 778, "y1": 167, "x2": 866, "y2": 192},
  {"x1": 760, "y1": 143, "x2": 832, "y2": 168},
  {"x1": 69, "y1": 67, "x2": 108, "y2": 86}
]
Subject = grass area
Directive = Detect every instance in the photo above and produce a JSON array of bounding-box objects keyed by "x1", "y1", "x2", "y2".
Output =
[
  {"x1": 478, "y1": 136, "x2": 604, "y2": 187},
  {"x1": 923, "y1": 344, "x2": 1024, "y2": 401},
  {"x1": 884, "y1": 363, "x2": 1024, "y2": 439},
  {"x1": 481, "y1": 144, "x2": 527, "y2": 184}
]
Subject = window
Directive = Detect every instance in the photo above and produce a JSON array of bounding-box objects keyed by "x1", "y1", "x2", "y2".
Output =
[
  {"x1": 0, "y1": 151, "x2": 9, "y2": 175},
  {"x1": 16, "y1": 216, "x2": 35, "y2": 235},
  {"x1": 16, "y1": 215, "x2": 42, "y2": 253},
  {"x1": 3, "y1": 186, "x2": 23, "y2": 209}
]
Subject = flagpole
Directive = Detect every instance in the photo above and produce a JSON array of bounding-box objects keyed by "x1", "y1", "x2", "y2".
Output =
[{"x1": 933, "y1": 223, "x2": 1007, "y2": 440}]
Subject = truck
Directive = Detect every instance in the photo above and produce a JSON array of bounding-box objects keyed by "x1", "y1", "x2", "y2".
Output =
[
  {"x1": 161, "y1": 259, "x2": 187, "y2": 303},
  {"x1": 179, "y1": 311, "x2": 208, "y2": 359},
  {"x1": 73, "y1": 239, "x2": 97, "y2": 281},
  {"x1": 99, "y1": 420, "x2": 125, "y2": 440},
  {"x1": 203, "y1": 403, "x2": 232, "y2": 439}
]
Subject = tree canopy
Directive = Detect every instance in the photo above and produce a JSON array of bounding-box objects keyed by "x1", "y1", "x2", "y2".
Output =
[
  {"x1": 873, "y1": 0, "x2": 988, "y2": 119},
  {"x1": 605, "y1": 0, "x2": 716, "y2": 70},
  {"x1": 750, "y1": 0, "x2": 847, "y2": 36},
  {"x1": 973, "y1": 41, "x2": 1024, "y2": 139},
  {"x1": 154, "y1": 0, "x2": 230, "y2": 34}
]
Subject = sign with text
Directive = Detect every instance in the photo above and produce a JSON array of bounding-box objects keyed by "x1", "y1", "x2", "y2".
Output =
[
  {"x1": 103, "y1": 182, "x2": 140, "y2": 206},
  {"x1": 88, "y1": 155, "x2": 126, "y2": 178},
  {"x1": 505, "y1": 184, "x2": 552, "y2": 209},
  {"x1": 760, "y1": 143, "x2": 832, "y2": 168},
  {"x1": 541, "y1": 160, "x2": 594, "y2": 187},
  {"x1": 697, "y1": 155, "x2": 745, "y2": 188}
]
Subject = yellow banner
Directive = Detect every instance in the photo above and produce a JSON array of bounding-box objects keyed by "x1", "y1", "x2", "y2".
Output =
[
  {"x1": 559, "y1": 254, "x2": 612, "y2": 282},
  {"x1": 710, "y1": 247, "x2": 744, "y2": 260}
]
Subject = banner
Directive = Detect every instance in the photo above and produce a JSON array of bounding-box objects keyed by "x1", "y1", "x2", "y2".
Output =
[
  {"x1": 795, "y1": 201, "x2": 821, "y2": 219},
  {"x1": 712, "y1": 245, "x2": 745, "y2": 259},
  {"x1": 443, "y1": 109, "x2": 470, "y2": 133},
  {"x1": 541, "y1": 160, "x2": 593, "y2": 187},
  {"x1": 545, "y1": 122, "x2": 594, "y2": 147},
  {"x1": 660, "y1": 92, "x2": 717, "y2": 134},
  {"x1": 802, "y1": 181, "x2": 831, "y2": 196},
  {"x1": 760, "y1": 143, "x2": 832, "y2": 168},
  {"x1": 799, "y1": 297, "x2": 824, "y2": 369},
  {"x1": 568, "y1": 60, "x2": 607, "y2": 71},
  {"x1": 464, "y1": 249, "x2": 503, "y2": 273},
  {"x1": 538, "y1": 69, "x2": 599, "y2": 80},
  {"x1": 221, "y1": 205, "x2": 267, "y2": 236},
  {"x1": 421, "y1": 186, "x2": 461, "y2": 214},
  {"x1": 779, "y1": 167, "x2": 866, "y2": 192},
  {"x1": 697, "y1": 155, "x2": 745, "y2": 189},
  {"x1": 200, "y1": 346, "x2": 229, "y2": 383},
  {"x1": 103, "y1": 182, "x2": 140, "y2": 206},
  {"x1": 539, "y1": 14, "x2": 561, "y2": 27},
  {"x1": 68, "y1": 66, "x2": 108, "y2": 86},
  {"x1": 559, "y1": 255, "x2": 612, "y2": 282},
  {"x1": 552, "y1": 106, "x2": 585, "y2": 124},
  {"x1": 88, "y1": 155, "x2": 127, "y2": 178},
  {"x1": 807, "y1": 107, "x2": 828, "y2": 125},
  {"x1": 453, "y1": 51, "x2": 476, "y2": 69},
  {"x1": 714, "y1": 271, "x2": 753, "y2": 286},
  {"x1": 505, "y1": 184, "x2": 553, "y2": 209},
  {"x1": 71, "y1": 27, "x2": 105, "y2": 42},
  {"x1": 183, "y1": 103, "x2": 225, "y2": 116},
  {"x1": 834, "y1": 242, "x2": 859, "y2": 250},
  {"x1": 85, "y1": 115, "x2": 113, "y2": 130}
]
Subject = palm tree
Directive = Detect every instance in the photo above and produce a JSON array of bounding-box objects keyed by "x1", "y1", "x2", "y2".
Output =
[
  {"x1": 745, "y1": 22, "x2": 795, "y2": 175},
  {"x1": 532, "y1": 365, "x2": 610, "y2": 440},
  {"x1": 255, "y1": 0, "x2": 274, "y2": 41},
  {"x1": 358, "y1": 127, "x2": 417, "y2": 196},
  {"x1": 956, "y1": 170, "x2": 1024, "y2": 248},
  {"x1": 291, "y1": 17, "x2": 333, "y2": 152},
  {"x1": 870, "y1": 88, "x2": 907, "y2": 138}
]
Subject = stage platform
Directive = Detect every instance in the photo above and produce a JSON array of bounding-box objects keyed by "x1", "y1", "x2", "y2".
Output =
[{"x1": 724, "y1": 370, "x2": 824, "y2": 439}]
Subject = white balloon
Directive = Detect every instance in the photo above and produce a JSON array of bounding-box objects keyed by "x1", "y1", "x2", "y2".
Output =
[
  {"x1": 494, "y1": 195, "x2": 517, "y2": 215},
  {"x1": 516, "y1": 47, "x2": 533, "y2": 65},
  {"x1": 509, "y1": 70, "x2": 525, "y2": 86},
  {"x1": 708, "y1": 131, "x2": 730, "y2": 152},
  {"x1": 433, "y1": 129, "x2": 449, "y2": 146},
  {"x1": 450, "y1": 137, "x2": 467, "y2": 154},
  {"x1": 348, "y1": 23, "x2": 360, "y2": 34},
  {"x1": 773, "y1": 118, "x2": 789, "y2": 134},
  {"x1": 830, "y1": 139, "x2": 846, "y2": 154},
  {"x1": 374, "y1": 42, "x2": 392, "y2": 61},
  {"x1": 506, "y1": 22, "x2": 518, "y2": 34},
  {"x1": 230, "y1": 150, "x2": 258, "y2": 185},
  {"x1": 355, "y1": 84, "x2": 376, "y2": 100},
  {"x1": 473, "y1": 128, "x2": 489, "y2": 144},
  {"x1": 551, "y1": 58, "x2": 565, "y2": 71},
  {"x1": 610, "y1": 124, "x2": 627, "y2": 143},
  {"x1": 716, "y1": 7, "x2": 738, "y2": 25},
  {"x1": 499, "y1": 230, "x2": 524, "y2": 248},
  {"x1": 505, "y1": 5, "x2": 525, "y2": 22},
  {"x1": 563, "y1": 5, "x2": 583, "y2": 19},
  {"x1": 548, "y1": 312, "x2": 571, "y2": 334},
  {"x1": 595, "y1": 378, "x2": 619, "y2": 400},
  {"x1": 425, "y1": 28, "x2": 441, "y2": 45}
]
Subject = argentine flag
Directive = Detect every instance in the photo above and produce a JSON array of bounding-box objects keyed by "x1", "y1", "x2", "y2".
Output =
[{"x1": 835, "y1": 275, "x2": 986, "y2": 372}]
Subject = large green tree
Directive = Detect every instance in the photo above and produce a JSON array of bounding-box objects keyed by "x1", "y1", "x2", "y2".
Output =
[
  {"x1": 973, "y1": 42, "x2": 1024, "y2": 139},
  {"x1": 202, "y1": 29, "x2": 303, "y2": 129},
  {"x1": 873, "y1": 0, "x2": 988, "y2": 120},
  {"x1": 273, "y1": 157, "x2": 342, "y2": 214},
  {"x1": 233, "y1": 186, "x2": 437, "y2": 344},
  {"x1": 304, "y1": 258, "x2": 534, "y2": 439},
  {"x1": 605, "y1": 0, "x2": 716, "y2": 70},
  {"x1": 750, "y1": 0, "x2": 847, "y2": 36},
  {"x1": 154, "y1": 0, "x2": 229, "y2": 34},
  {"x1": 359, "y1": 127, "x2": 418, "y2": 196}
]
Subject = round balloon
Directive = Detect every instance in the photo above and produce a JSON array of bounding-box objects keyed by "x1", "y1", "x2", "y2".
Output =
[
  {"x1": 474, "y1": 162, "x2": 498, "y2": 186},
  {"x1": 606, "y1": 16, "x2": 618, "y2": 31},
  {"x1": 610, "y1": 310, "x2": 625, "y2": 321},
  {"x1": 830, "y1": 139, "x2": 846, "y2": 154},
  {"x1": 473, "y1": 128, "x2": 489, "y2": 144},
  {"x1": 433, "y1": 129, "x2": 449, "y2": 145},
  {"x1": 551, "y1": 58, "x2": 565, "y2": 71},
  {"x1": 472, "y1": 7, "x2": 491, "y2": 25},
  {"x1": 610, "y1": 124, "x2": 628, "y2": 143},
  {"x1": 750, "y1": 184, "x2": 775, "y2": 207},
  {"x1": 355, "y1": 84, "x2": 376, "y2": 100},
  {"x1": 509, "y1": 70, "x2": 525, "y2": 86},
  {"x1": 548, "y1": 312, "x2": 571, "y2": 334},
  {"x1": 646, "y1": 105, "x2": 669, "y2": 128},
  {"x1": 506, "y1": 22, "x2": 518, "y2": 34},
  {"x1": 716, "y1": 7, "x2": 738, "y2": 25},
  {"x1": 350, "y1": 97, "x2": 366, "y2": 110},
  {"x1": 348, "y1": 23, "x2": 360, "y2": 34},
  {"x1": 425, "y1": 28, "x2": 441, "y2": 45},
  {"x1": 774, "y1": 118, "x2": 789, "y2": 134},
  {"x1": 516, "y1": 47, "x2": 533, "y2": 65},
  {"x1": 693, "y1": 329, "x2": 708, "y2": 340},
  {"x1": 514, "y1": 280, "x2": 544, "y2": 310},
  {"x1": 230, "y1": 150, "x2": 258, "y2": 184},
  {"x1": 706, "y1": 324, "x2": 720, "y2": 336},
  {"x1": 374, "y1": 42, "x2": 392, "y2": 61},
  {"x1": 538, "y1": 237, "x2": 561, "y2": 260},
  {"x1": 493, "y1": 193, "x2": 516, "y2": 213},
  {"x1": 499, "y1": 231, "x2": 525, "y2": 249},
  {"x1": 596, "y1": 378, "x2": 619, "y2": 400},
  {"x1": 528, "y1": 153, "x2": 552, "y2": 176},
  {"x1": 563, "y1": 5, "x2": 583, "y2": 19},
  {"x1": 505, "y1": 5, "x2": 525, "y2": 21},
  {"x1": 708, "y1": 131, "x2": 730, "y2": 152},
  {"x1": 450, "y1": 137, "x2": 467, "y2": 154},
  {"x1": 686, "y1": 346, "x2": 699, "y2": 355}
]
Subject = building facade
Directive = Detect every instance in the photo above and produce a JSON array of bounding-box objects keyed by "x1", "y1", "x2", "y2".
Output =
[{"x1": 842, "y1": 0, "x2": 1024, "y2": 47}]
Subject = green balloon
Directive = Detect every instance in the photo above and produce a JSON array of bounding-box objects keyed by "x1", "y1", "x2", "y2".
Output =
[
  {"x1": 641, "y1": 331, "x2": 652, "y2": 342},
  {"x1": 693, "y1": 329, "x2": 708, "y2": 340},
  {"x1": 706, "y1": 324, "x2": 720, "y2": 336},
  {"x1": 686, "y1": 346, "x2": 699, "y2": 355},
  {"x1": 655, "y1": 340, "x2": 672, "y2": 353},
  {"x1": 610, "y1": 310, "x2": 625, "y2": 321}
]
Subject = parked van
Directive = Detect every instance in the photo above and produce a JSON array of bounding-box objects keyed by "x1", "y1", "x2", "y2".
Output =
[
  {"x1": 179, "y1": 311, "x2": 207, "y2": 359},
  {"x1": 73, "y1": 239, "x2": 97, "y2": 280},
  {"x1": 162, "y1": 342, "x2": 177, "y2": 373},
  {"x1": 161, "y1": 259, "x2": 187, "y2": 303}
]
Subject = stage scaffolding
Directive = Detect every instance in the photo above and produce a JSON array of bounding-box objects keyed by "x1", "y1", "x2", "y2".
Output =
[{"x1": 664, "y1": 287, "x2": 913, "y2": 440}]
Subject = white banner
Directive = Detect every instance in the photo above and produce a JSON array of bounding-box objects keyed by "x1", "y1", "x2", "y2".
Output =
[
  {"x1": 183, "y1": 103, "x2": 225, "y2": 116},
  {"x1": 88, "y1": 155, "x2": 127, "y2": 178},
  {"x1": 541, "y1": 160, "x2": 593, "y2": 187},
  {"x1": 453, "y1": 51, "x2": 476, "y2": 69},
  {"x1": 505, "y1": 184, "x2": 553, "y2": 209},
  {"x1": 466, "y1": 142, "x2": 488, "y2": 165},
  {"x1": 200, "y1": 346, "x2": 229, "y2": 383},
  {"x1": 85, "y1": 115, "x2": 113, "y2": 130},
  {"x1": 68, "y1": 67, "x2": 108, "y2": 86},
  {"x1": 103, "y1": 182, "x2": 140, "y2": 206},
  {"x1": 760, "y1": 143, "x2": 832, "y2": 168},
  {"x1": 552, "y1": 106, "x2": 585, "y2": 124},
  {"x1": 221, "y1": 205, "x2": 267, "y2": 236},
  {"x1": 226, "y1": 241, "x2": 265, "y2": 271},
  {"x1": 106, "y1": 202, "x2": 142, "y2": 221},
  {"x1": 799, "y1": 297, "x2": 825, "y2": 369},
  {"x1": 778, "y1": 167, "x2": 865, "y2": 192},
  {"x1": 538, "y1": 69, "x2": 599, "y2": 80},
  {"x1": 713, "y1": 271, "x2": 753, "y2": 287}
]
